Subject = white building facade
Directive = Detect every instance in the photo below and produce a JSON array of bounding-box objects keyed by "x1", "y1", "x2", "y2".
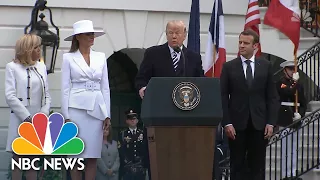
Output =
[{"x1": 0, "y1": 0, "x2": 317, "y2": 178}]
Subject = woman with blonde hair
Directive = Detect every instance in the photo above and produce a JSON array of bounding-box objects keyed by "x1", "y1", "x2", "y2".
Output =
[
  {"x1": 5, "y1": 34, "x2": 51, "y2": 180},
  {"x1": 61, "y1": 20, "x2": 111, "y2": 180}
]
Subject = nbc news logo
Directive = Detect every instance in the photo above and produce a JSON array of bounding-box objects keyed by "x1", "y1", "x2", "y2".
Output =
[{"x1": 11, "y1": 113, "x2": 85, "y2": 170}]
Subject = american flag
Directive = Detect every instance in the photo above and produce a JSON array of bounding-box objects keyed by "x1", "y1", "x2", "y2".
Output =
[
  {"x1": 203, "y1": 0, "x2": 226, "y2": 77},
  {"x1": 243, "y1": 0, "x2": 262, "y2": 57}
]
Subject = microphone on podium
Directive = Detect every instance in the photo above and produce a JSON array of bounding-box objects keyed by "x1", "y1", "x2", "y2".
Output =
[{"x1": 173, "y1": 46, "x2": 187, "y2": 77}]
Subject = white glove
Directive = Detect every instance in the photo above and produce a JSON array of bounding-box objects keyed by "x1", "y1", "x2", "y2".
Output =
[
  {"x1": 292, "y1": 72, "x2": 299, "y2": 81},
  {"x1": 293, "y1": 112, "x2": 301, "y2": 121}
]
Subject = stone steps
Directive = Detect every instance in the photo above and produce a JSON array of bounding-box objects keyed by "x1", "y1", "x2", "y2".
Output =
[{"x1": 265, "y1": 101, "x2": 320, "y2": 179}]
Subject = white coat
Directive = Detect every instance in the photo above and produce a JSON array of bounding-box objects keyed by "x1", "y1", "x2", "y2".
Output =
[
  {"x1": 96, "y1": 140, "x2": 120, "y2": 180},
  {"x1": 61, "y1": 49, "x2": 111, "y2": 121},
  {"x1": 5, "y1": 61, "x2": 51, "y2": 151},
  {"x1": 5, "y1": 61, "x2": 51, "y2": 120}
]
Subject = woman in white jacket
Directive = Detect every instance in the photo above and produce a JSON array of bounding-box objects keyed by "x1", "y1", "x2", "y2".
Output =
[
  {"x1": 61, "y1": 20, "x2": 111, "y2": 180},
  {"x1": 5, "y1": 34, "x2": 51, "y2": 180}
]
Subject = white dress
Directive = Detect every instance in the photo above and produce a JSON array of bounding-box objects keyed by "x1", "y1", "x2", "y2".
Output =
[
  {"x1": 5, "y1": 62, "x2": 51, "y2": 152},
  {"x1": 68, "y1": 108, "x2": 104, "y2": 158},
  {"x1": 61, "y1": 49, "x2": 111, "y2": 158}
]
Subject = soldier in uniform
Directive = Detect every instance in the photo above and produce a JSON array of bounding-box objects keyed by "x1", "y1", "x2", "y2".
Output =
[
  {"x1": 276, "y1": 61, "x2": 306, "y2": 180},
  {"x1": 118, "y1": 108, "x2": 149, "y2": 180}
]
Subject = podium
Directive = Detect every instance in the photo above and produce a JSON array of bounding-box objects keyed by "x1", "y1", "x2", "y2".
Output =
[{"x1": 141, "y1": 77, "x2": 222, "y2": 180}]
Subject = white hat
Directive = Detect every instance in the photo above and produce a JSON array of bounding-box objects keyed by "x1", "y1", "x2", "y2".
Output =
[
  {"x1": 280, "y1": 61, "x2": 295, "y2": 68},
  {"x1": 64, "y1": 20, "x2": 105, "y2": 41}
]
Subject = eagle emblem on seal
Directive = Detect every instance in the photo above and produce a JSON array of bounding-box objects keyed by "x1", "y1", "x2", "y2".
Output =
[
  {"x1": 180, "y1": 86, "x2": 193, "y2": 107},
  {"x1": 172, "y1": 82, "x2": 200, "y2": 110}
]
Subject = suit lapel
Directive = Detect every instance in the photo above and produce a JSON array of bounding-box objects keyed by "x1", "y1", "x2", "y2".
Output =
[
  {"x1": 162, "y1": 43, "x2": 176, "y2": 76},
  {"x1": 34, "y1": 62, "x2": 45, "y2": 105},
  {"x1": 89, "y1": 49, "x2": 102, "y2": 74},
  {"x1": 182, "y1": 45, "x2": 187, "y2": 55},
  {"x1": 72, "y1": 50, "x2": 93, "y2": 78},
  {"x1": 252, "y1": 58, "x2": 262, "y2": 88}
]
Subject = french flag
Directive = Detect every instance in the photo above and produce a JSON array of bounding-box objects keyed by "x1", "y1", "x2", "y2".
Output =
[{"x1": 203, "y1": 0, "x2": 226, "y2": 77}]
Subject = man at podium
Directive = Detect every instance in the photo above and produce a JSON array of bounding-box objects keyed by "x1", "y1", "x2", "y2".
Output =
[
  {"x1": 135, "y1": 20, "x2": 205, "y2": 99},
  {"x1": 220, "y1": 29, "x2": 278, "y2": 180}
]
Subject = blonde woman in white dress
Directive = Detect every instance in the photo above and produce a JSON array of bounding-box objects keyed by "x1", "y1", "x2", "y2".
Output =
[
  {"x1": 5, "y1": 34, "x2": 51, "y2": 180},
  {"x1": 61, "y1": 20, "x2": 111, "y2": 180}
]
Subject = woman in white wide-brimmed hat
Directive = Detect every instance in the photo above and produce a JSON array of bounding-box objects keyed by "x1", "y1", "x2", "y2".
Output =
[{"x1": 61, "y1": 20, "x2": 111, "y2": 180}]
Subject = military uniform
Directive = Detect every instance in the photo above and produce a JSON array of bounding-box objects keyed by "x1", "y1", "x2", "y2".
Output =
[
  {"x1": 276, "y1": 76, "x2": 306, "y2": 127},
  {"x1": 118, "y1": 109, "x2": 148, "y2": 180},
  {"x1": 276, "y1": 61, "x2": 306, "y2": 180}
]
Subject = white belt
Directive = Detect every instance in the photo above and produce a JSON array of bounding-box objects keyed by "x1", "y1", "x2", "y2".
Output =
[
  {"x1": 281, "y1": 102, "x2": 300, "y2": 107},
  {"x1": 72, "y1": 81, "x2": 100, "y2": 91}
]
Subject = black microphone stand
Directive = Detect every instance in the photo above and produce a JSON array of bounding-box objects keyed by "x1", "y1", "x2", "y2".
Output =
[{"x1": 174, "y1": 46, "x2": 186, "y2": 77}]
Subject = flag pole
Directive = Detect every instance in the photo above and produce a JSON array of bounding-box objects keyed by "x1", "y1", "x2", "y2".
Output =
[
  {"x1": 212, "y1": 45, "x2": 217, "y2": 77},
  {"x1": 294, "y1": 50, "x2": 298, "y2": 113}
]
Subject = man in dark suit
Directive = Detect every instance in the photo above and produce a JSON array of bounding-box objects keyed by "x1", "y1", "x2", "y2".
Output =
[
  {"x1": 135, "y1": 20, "x2": 204, "y2": 98},
  {"x1": 220, "y1": 29, "x2": 279, "y2": 180}
]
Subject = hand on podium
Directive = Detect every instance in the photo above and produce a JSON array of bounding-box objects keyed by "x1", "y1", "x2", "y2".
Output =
[{"x1": 139, "y1": 86, "x2": 146, "y2": 99}]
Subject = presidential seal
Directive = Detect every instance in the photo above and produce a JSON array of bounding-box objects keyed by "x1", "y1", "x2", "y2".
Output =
[{"x1": 172, "y1": 82, "x2": 200, "y2": 110}]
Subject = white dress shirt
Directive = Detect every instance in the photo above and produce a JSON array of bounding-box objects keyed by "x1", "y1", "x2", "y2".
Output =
[
  {"x1": 129, "y1": 127, "x2": 138, "y2": 134},
  {"x1": 168, "y1": 45, "x2": 182, "y2": 60},
  {"x1": 240, "y1": 55, "x2": 255, "y2": 78}
]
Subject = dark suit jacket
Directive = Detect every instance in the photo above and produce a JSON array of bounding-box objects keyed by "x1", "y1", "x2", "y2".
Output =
[
  {"x1": 135, "y1": 43, "x2": 204, "y2": 91},
  {"x1": 220, "y1": 57, "x2": 279, "y2": 131}
]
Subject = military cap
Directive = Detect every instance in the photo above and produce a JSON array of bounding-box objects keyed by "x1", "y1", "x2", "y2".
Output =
[
  {"x1": 280, "y1": 61, "x2": 295, "y2": 68},
  {"x1": 125, "y1": 108, "x2": 138, "y2": 119}
]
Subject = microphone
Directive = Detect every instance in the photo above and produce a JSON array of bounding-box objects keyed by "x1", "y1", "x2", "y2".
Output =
[{"x1": 173, "y1": 46, "x2": 186, "y2": 77}]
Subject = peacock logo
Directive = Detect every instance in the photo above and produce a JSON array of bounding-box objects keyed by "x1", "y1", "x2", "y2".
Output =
[{"x1": 12, "y1": 112, "x2": 84, "y2": 155}]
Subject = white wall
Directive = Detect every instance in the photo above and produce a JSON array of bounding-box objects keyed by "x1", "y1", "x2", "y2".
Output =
[
  {"x1": 1, "y1": 0, "x2": 248, "y2": 14},
  {"x1": 0, "y1": 0, "x2": 305, "y2": 178},
  {"x1": 0, "y1": 1, "x2": 247, "y2": 176}
]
